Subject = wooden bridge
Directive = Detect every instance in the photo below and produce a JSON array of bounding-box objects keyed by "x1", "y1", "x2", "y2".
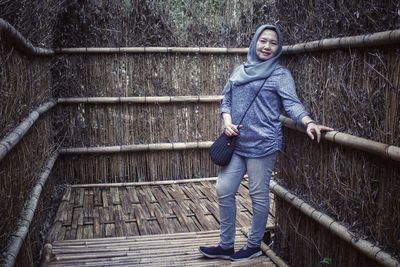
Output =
[
  {"x1": 1, "y1": 16, "x2": 400, "y2": 267},
  {"x1": 43, "y1": 179, "x2": 279, "y2": 266}
]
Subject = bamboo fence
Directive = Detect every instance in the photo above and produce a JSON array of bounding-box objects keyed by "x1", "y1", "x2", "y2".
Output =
[
  {"x1": 2, "y1": 153, "x2": 58, "y2": 267},
  {"x1": 2, "y1": 14, "x2": 399, "y2": 57},
  {"x1": 280, "y1": 115, "x2": 400, "y2": 162},
  {"x1": 0, "y1": 100, "x2": 56, "y2": 162},
  {"x1": 270, "y1": 180, "x2": 399, "y2": 267},
  {"x1": 54, "y1": 29, "x2": 400, "y2": 55}
]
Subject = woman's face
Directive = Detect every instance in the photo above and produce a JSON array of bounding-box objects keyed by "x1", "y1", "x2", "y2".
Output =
[{"x1": 255, "y1": 29, "x2": 278, "y2": 61}]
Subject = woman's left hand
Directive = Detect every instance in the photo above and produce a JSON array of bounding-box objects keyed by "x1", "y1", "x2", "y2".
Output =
[{"x1": 306, "y1": 123, "x2": 334, "y2": 143}]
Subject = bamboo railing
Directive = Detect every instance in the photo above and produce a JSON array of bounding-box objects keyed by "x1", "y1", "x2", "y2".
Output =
[
  {"x1": 0, "y1": 18, "x2": 54, "y2": 56},
  {"x1": 270, "y1": 180, "x2": 400, "y2": 267},
  {"x1": 58, "y1": 141, "x2": 213, "y2": 154},
  {"x1": 57, "y1": 95, "x2": 224, "y2": 104},
  {"x1": 2, "y1": 153, "x2": 58, "y2": 267},
  {"x1": 2, "y1": 98, "x2": 399, "y2": 163},
  {"x1": 55, "y1": 29, "x2": 400, "y2": 55},
  {"x1": 241, "y1": 228, "x2": 289, "y2": 267},
  {"x1": 2, "y1": 17, "x2": 399, "y2": 56},
  {"x1": 280, "y1": 115, "x2": 400, "y2": 162},
  {"x1": 0, "y1": 100, "x2": 56, "y2": 162}
]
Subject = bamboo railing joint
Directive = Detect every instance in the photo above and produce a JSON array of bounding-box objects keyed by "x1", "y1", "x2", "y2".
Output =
[{"x1": 0, "y1": 18, "x2": 54, "y2": 55}]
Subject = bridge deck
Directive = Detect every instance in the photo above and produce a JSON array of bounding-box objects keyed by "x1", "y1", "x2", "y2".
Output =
[{"x1": 45, "y1": 178, "x2": 278, "y2": 266}]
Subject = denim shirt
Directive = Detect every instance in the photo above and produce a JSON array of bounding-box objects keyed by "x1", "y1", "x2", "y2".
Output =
[{"x1": 220, "y1": 65, "x2": 309, "y2": 158}]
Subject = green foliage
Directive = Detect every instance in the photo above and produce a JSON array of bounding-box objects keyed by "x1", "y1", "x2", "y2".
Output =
[{"x1": 320, "y1": 257, "x2": 333, "y2": 265}]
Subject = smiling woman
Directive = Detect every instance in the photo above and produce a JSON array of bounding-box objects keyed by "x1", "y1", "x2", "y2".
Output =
[
  {"x1": 199, "y1": 24, "x2": 333, "y2": 262},
  {"x1": 255, "y1": 29, "x2": 278, "y2": 61}
]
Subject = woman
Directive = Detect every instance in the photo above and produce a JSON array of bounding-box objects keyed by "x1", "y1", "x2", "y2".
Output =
[{"x1": 199, "y1": 24, "x2": 333, "y2": 261}]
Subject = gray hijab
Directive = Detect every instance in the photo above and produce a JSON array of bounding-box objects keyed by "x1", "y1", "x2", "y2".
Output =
[{"x1": 224, "y1": 24, "x2": 283, "y2": 92}]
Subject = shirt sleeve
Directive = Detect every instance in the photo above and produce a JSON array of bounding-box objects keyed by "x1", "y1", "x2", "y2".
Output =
[
  {"x1": 277, "y1": 69, "x2": 309, "y2": 122},
  {"x1": 220, "y1": 81, "x2": 232, "y2": 115}
]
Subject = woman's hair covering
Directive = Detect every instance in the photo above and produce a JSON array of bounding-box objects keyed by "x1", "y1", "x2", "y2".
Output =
[{"x1": 223, "y1": 24, "x2": 283, "y2": 93}]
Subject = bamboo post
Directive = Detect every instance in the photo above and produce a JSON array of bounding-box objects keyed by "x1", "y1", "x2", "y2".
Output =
[
  {"x1": 2, "y1": 153, "x2": 59, "y2": 267},
  {"x1": 279, "y1": 115, "x2": 400, "y2": 162},
  {"x1": 0, "y1": 100, "x2": 56, "y2": 162},
  {"x1": 0, "y1": 18, "x2": 54, "y2": 55},
  {"x1": 270, "y1": 180, "x2": 400, "y2": 267}
]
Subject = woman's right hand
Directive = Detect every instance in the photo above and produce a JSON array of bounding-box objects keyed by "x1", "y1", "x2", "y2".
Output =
[{"x1": 224, "y1": 123, "x2": 243, "y2": 136}]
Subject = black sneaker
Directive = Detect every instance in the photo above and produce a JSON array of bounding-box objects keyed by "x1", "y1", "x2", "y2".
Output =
[
  {"x1": 230, "y1": 245, "x2": 262, "y2": 261},
  {"x1": 199, "y1": 245, "x2": 234, "y2": 260}
]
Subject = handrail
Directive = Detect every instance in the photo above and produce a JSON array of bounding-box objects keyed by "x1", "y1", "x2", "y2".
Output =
[
  {"x1": 58, "y1": 141, "x2": 213, "y2": 155},
  {"x1": 55, "y1": 29, "x2": 400, "y2": 54},
  {"x1": 1, "y1": 18, "x2": 399, "y2": 56},
  {"x1": 0, "y1": 18, "x2": 54, "y2": 56},
  {"x1": 270, "y1": 180, "x2": 399, "y2": 267},
  {"x1": 1, "y1": 153, "x2": 58, "y2": 267},
  {"x1": 1, "y1": 99, "x2": 399, "y2": 163},
  {"x1": 280, "y1": 115, "x2": 400, "y2": 162},
  {"x1": 0, "y1": 100, "x2": 56, "y2": 162},
  {"x1": 57, "y1": 95, "x2": 224, "y2": 104}
]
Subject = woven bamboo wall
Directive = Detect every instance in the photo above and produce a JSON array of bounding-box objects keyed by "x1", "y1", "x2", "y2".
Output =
[
  {"x1": 0, "y1": 1, "x2": 61, "y2": 260},
  {"x1": 274, "y1": 200, "x2": 383, "y2": 267},
  {"x1": 55, "y1": 102, "x2": 220, "y2": 147},
  {"x1": 275, "y1": 46, "x2": 400, "y2": 264},
  {"x1": 52, "y1": 53, "x2": 246, "y2": 183},
  {"x1": 53, "y1": 54, "x2": 244, "y2": 97},
  {"x1": 281, "y1": 47, "x2": 400, "y2": 145}
]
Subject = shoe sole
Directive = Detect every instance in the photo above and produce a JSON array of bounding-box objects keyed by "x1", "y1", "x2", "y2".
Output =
[
  {"x1": 198, "y1": 248, "x2": 232, "y2": 260},
  {"x1": 230, "y1": 251, "x2": 263, "y2": 261}
]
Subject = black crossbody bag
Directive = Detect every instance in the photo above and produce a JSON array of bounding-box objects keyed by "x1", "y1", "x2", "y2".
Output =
[{"x1": 209, "y1": 78, "x2": 268, "y2": 166}]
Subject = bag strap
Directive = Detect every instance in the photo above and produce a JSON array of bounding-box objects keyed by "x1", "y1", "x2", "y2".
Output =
[{"x1": 237, "y1": 77, "x2": 268, "y2": 126}]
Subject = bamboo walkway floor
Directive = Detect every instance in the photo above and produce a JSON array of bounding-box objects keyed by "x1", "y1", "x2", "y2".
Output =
[
  {"x1": 47, "y1": 229, "x2": 276, "y2": 267},
  {"x1": 47, "y1": 178, "x2": 275, "y2": 241},
  {"x1": 45, "y1": 178, "x2": 277, "y2": 266}
]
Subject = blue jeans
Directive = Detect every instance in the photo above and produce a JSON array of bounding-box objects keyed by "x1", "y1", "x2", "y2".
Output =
[{"x1": 216, "y1": 152, "x2": 278, "y2": 249}]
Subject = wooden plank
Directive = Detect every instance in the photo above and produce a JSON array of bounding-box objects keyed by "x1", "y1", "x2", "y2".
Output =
[
  {"x1": 133, "y1": 204, "x2": 149, "y2": 235},
  {"x1": 151, "y1": 187, "x2": 173, "y2": 214},
  {"x1": 110, "y1": 187, "x2": 121, "y2": 205},
  {"x1": 126, "y1": 186, "x2": 140, "y2": 203},
  {"x1": 101, "y1": 189, "x2": 109, "y2": 208},
  {"x1": 104, "y1": 223, "x2": 115, "y2": 237},
  {"x1": 48, "y1": 229, "x2": 277, "y2": 267},
  {"x1": 118, "y1": 187, "x2": 131, "y2": 215},
  {"x1": 92, "y1": 208, "x2": 101, "y2": 238}
]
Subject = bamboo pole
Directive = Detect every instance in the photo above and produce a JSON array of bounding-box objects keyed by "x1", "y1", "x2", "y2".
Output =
[
  {"x1": 2, "y1": 153, "x2": 59, "y2": 267},
  {"x1": 270, "y1": 180, "x2": 399, "y2": 267},
  {"x1": 58, "y1": 141, "x2": 214, "y2": 154},
  {"x1": 54, "y1": 30, "x2": 400, "y2": 55},
  {"x1": 57, "y1": 96, "x2": 223, "y2": 104},
  {"x1": 0, "y1": 18, "x2": 54, "y2": 56},
  {"x1": 70, "y1": 177, "x2": 218, "y2": 188},
  {"x1": 279, "y1": 115, "x2": 400, "y2": 162},
  {"x1": 283, "y1": 29, "x2": 400, "y2": 54},
  {"x1": 240, "y1": 228, "x2": 289, "y2": 267},
  {"x1": 0, "y1": 100, "x2": 56, "y2": 162},
  {"x1": 1, "y1": 16, "x2": 400, "y2": 56}
]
